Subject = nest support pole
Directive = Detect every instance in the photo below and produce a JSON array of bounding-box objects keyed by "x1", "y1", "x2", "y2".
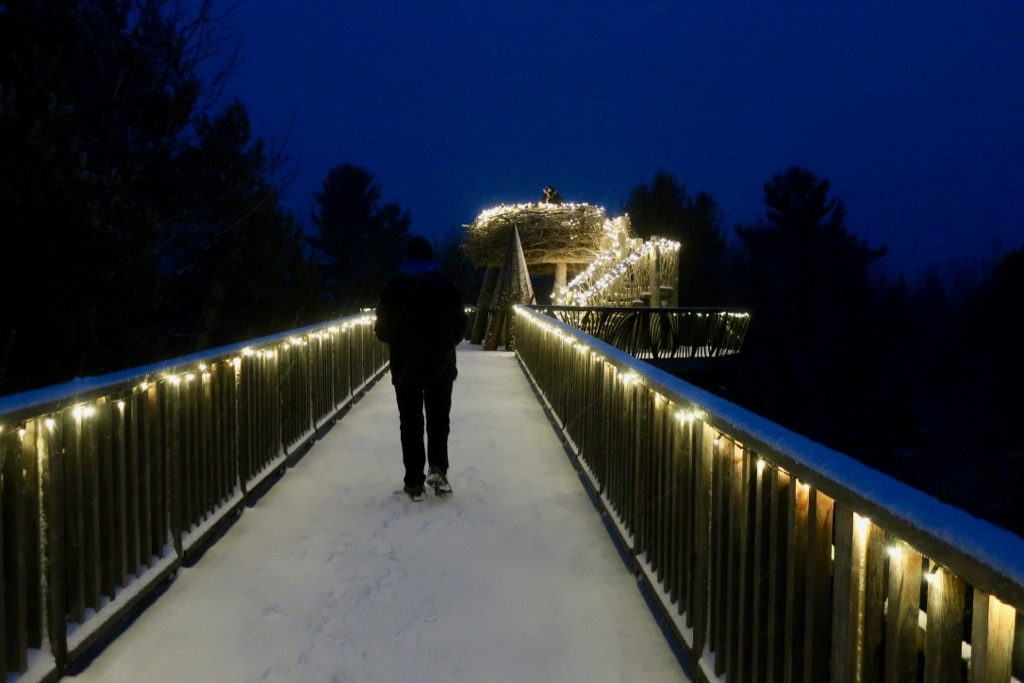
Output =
[{"x1": 471, "y1": 267, "x2": 500, "y2": 344}]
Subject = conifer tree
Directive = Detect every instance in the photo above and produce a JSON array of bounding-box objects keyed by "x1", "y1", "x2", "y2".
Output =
[
  {"x1": 622, "y1": 168, "x2": 726, "y2": 305},
  {"x1": 0, "y1": 1, "x2": 312, "y2": 393},
  {"x1": 733, "y1": 166, "x2": 887, "y2": 449},
  {"x1": 310, "y1": 164, "x2": 411, "y2": 310}
]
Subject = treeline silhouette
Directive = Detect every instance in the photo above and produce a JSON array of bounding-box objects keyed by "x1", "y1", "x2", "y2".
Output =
[
  {"x1": 623, "y1": 167, "x2": 1024, "y2": 539},
  {"x1": 3, "y1": 3, "x2": 1020, "y2": 538},
  {"x1": 0, "y1": 1, "x2": 447, "y2": 396},
  {"x1": 1, "y1": 1, "x2": 323, "y2": 393}
]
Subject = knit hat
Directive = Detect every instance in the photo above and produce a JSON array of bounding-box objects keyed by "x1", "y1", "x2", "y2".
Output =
[{"x1": 405, "y1": 235, "x2": 434, "y2": 261}]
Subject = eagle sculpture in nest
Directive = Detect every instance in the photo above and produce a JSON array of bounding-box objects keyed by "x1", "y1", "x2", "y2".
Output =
[{"x1": 542, "y1": 186, "x2": 564, "y2": 204}]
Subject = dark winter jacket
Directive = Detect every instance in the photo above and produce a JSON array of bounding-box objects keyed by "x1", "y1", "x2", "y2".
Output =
[{"x1": 374, "y1": 259, "x2": 467, "y2": 387}]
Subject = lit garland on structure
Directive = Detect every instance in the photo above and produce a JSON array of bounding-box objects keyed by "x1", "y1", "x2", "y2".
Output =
[
  {"x1": 554, "y1": 235, "x2": 681, "y2": 306},
  {"x1": 462, "y1": 202, "x2": 624, "y2": 268}
]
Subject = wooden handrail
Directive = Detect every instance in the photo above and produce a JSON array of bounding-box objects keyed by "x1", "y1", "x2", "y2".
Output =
[
  {"x1": 5, "y1": 303, "x2": 1022, "y2": 681},
  {"x1": 0, "y1": 314, "x2": 387, "y2": 680},
  {"x1": 514, "y1": 304, "x2": 1024, "y2": 682}
]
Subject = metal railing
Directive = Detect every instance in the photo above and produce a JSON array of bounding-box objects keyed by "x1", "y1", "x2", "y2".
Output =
[
  {"x1": 514, "y1": 305, "x2": 1024, "y2": 683},
  {"x1": 530, "y1": 306, "x2": 751, "y2": 362},
  {"x1": 0, "y1": 314, "x2": 387, "y2": 681}
]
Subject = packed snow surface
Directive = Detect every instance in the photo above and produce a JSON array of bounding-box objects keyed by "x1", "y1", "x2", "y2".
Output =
[{"x1": 69, "y1": 345, "x2": 686, "y2": 682}]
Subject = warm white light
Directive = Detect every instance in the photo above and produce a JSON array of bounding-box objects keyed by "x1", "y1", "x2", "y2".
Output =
[
  {"x1": 242, "y1": 347, "x2": 254, "y2": 357},
  {"x1": 757, "y1": 459, "x2": 766, "y2": 474},
  {"x1": 168, "y1": 375, "x2": 181, "y2": 386},
  {"x1": 45, "y1": 418, "x2": 56, "y2": 430},
  {"x1": 555, "y1": 231, "x2": 680, "y2": 306}
]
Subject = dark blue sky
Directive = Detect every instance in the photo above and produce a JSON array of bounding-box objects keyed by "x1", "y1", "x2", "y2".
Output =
[{"x1": 219, "y1": 1, "x2": 1023, "y2": 276}]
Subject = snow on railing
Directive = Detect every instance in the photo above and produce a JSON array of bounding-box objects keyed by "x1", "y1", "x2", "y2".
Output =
[
  {"x1": 514, "y1": 304, "x2": 1024, "y2": 682},
  {"x1": 0, "y1": 313, "x2": 387, "y2": 681}
]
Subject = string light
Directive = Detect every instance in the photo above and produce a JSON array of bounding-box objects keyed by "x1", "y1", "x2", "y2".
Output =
[
  {"x1": 677, "y1": 410, "x2": 697, "y2": 424},
  {"x1": 555, "y1": 233, "x2": 681, "y2": 306},
  {"x1": 854, "y1": 513, "x2": 871, "y2": 536}
]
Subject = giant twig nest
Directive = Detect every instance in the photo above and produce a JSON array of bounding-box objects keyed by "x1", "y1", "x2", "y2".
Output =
[{"x1": 462, "y1": 203, "x2": 617, "y2": 268}]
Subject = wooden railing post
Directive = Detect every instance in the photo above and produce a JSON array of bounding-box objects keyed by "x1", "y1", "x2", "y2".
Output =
[
  {"x1": 167, "y1": 380, "x2": 183, "y2": 560},
  {"x1": 43, "y1": 418, "x2": 69, "y2": 675},
  {"x1": 632, "y1": 381, "x2": 648, "y2": 574},
  {"x1": 691, "y1": 422, "x2": 713, "y2": 661},
  {"x1": 512, "y1": 305, "x2": 1024, "y2": 683},
  {"x1": 1, "y1": 429, "x2": 25, "y2": 673},
  {"x1": 0, "y1": 311, "x2": 387, "y2": 681},
  {"x1": 970, "y1": 591, "x2": 1015, "y2": 682},
  {"x1": 924, "y1": 564, "x2": 965, "y2": 682}
]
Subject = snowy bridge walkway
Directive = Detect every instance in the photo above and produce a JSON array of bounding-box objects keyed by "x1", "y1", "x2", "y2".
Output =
[{"x1": 69, "y1": 345, "x2": 688, "y2": 682}]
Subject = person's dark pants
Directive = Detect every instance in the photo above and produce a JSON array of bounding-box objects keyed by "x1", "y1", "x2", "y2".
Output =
[{"x1": 395, "y1": 379, "x2": 454, "y2": 488}]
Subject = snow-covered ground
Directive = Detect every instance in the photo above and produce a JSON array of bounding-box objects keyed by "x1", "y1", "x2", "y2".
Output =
[{"x1": 68, "y1": 345, "x2": 687, "y2": 682}]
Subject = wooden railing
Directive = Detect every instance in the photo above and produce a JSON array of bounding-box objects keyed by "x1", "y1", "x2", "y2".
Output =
[
  {"x1": 514, "y1": 305, "x2": 1024, "y2": 683},
  {"x1": 0, "y1": 314, "x2": 387, "y2": 681},
  {"x1": 530, "y1": 306, "x2": 751, "y2": 363}
]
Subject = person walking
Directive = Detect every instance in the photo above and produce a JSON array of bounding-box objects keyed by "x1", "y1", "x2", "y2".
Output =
[{"x1": 374, "y1": 235, "x2": 467, "y2": 501}]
